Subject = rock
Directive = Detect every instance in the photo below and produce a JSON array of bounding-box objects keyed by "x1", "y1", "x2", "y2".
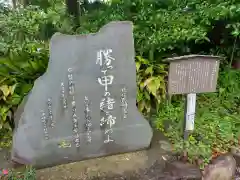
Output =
[
  {"x1": 11, "y1": 21, "x2": 153, "y2": 169},
  {"x1": 161, "y1": 160, "x2": 202, "y2": 180},
  {"x1": 231, "y1": 147, "x2": 240, "y2": 166},
  {"x1": 89, "y1": 160, "x2": 201, "y2": 180},
  {"x1": 202, "y1": 153, "x2": 236, "y2": 180}
]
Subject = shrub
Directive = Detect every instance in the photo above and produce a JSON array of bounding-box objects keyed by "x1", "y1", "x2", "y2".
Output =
[{"x1": 136, "y1": 56, "x2": 167, "y2": 114}]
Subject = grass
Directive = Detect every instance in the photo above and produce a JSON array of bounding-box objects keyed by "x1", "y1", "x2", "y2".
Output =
[
  {"x1": 0, "y1": 167, "x2": 35, "y2": 180},
  {"x1": 0, "y1": 130, "x2": 12, "y2": 149}
]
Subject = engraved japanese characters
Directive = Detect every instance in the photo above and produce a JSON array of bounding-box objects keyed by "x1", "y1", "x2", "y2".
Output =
[
  {"x1": 168, "y1": 55, "x2": 220, "y2": 95},
  {"x1": 84, "y1": 96, "x2": 92, "y2": 143},
  {"x1": 11, "y1": 21, "x2": 153, "y2": 169},
  {"x1": 97, "y1": 49, "x2": 116, "y2": 144},
  {"x1": 68, "y1": 67, "x2": 81, "y2": 148},
  {"x1": 121, "y1": 87, "x2": 128, "y2": 119}
]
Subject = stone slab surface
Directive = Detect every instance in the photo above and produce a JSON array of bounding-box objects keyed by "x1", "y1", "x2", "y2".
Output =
[{"x1": 11, "y1": 21, "x2": 153, "y2": 169}]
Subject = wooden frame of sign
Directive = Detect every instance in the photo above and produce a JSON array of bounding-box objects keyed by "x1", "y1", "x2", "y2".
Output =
[
  {"x1": 165, "y1": 55, "x2": 221, "y2": 140},
  {"x1": 167, "y1": 55, "x2": 220, "y2": 95}
]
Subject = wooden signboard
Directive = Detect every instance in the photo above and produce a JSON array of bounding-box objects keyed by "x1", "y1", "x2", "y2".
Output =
[
  {"x1": 166, "y1": 55, "x2": 221, "y2": 138},
  {"x1": 167, "y1": 55, "x2": 220, "y2": 95}
]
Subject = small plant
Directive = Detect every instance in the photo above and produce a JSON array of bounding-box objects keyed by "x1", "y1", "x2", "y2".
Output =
[
  {"x1": 6, "y1": 166, "x2": 36, "y2": 180},
  {"x1": 136, "y1": 56, "x2": 168, "y2": 115},
  {"x1": 0, "y1": 84, "x2": 17, "y2": 129}
]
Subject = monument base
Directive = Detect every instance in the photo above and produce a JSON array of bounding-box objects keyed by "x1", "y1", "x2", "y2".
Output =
[{"x1": 36, "y1": 131, "x2": 201, "y2": 180}]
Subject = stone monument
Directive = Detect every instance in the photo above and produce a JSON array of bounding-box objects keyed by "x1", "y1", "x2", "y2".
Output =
[{"x1": 11, "y1": 21, "x2": 153, "y2": 169}]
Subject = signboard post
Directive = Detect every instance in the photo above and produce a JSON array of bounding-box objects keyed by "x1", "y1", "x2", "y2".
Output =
[
  {"x1": 184, "y1": 93, "x2": 196, "y2": 139},
  {"x1": 166, "y1": 55, "x2": 221, "y2": 140}
]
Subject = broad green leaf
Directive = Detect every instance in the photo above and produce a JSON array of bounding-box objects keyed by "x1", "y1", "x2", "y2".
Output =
[
  {"x1": 7, "y1": 94, "x2": 22, "y2": 105},
  {"x1": 153, "y1": 77, "x2": 161, "y2": 90},
  {"x1": 0, "y1": 85, "x2": 10, "y2": 97},
  {"x1": 144, "y1": 90, "x2": 151, "y2": 100},
  {"x1": 219, "y1": 88, "x2": 225, "y2": 95},
  {"x1": 19, "y1": 83, "x2": 33, "y2": 95},
  {"x1": 144, "y1": 77, "x2": 154, "y2": 87},
  {"x1": 136, "y1": 56, "x2": 148, "y2": 65},
  {"x1": 0, "y1": 77, "x2": 7, "y2": 85},
  {"x1": 140, "y1": 82, "x2": 145, "y2": 89},
  {"x1": 137, "y1": 89, "x2": 143, "y2": 102},
  {"x1": 137, "y1": 101, "x2": 145, "y2": 112},
  {"x1": 0, "y1": 68, "x2": 11, "y2": 78},
  {"x1": 156, "y1": 64, "x2": 166, "y2": 71},
  {"x1": 0, "y1": 57, "x2": 21, "y2": 73},
  {"x1": 19, "y1": 61, "x2": 31, "y2": 70},
  {"x1": 146, "y1": 79, "x2": 158, "y2": 97},
  {"x1": 232, "y1": 29, "x2": 240, "y2": 37},
  {"x1": 136, "y1": 56, "x2": 143, "y2": 62},
  {"x1": 135, "y1": 62, "x2": 141, "y2": 72},
  {"x1": 9, "y1": 84, "x2": 17, "y2": 95},
  {"x1": 0, "y1": 106, "x2": 9, "y2": 114},
  {"x1": 145, "y1": 66, "x2": 153, "y2": 75}
]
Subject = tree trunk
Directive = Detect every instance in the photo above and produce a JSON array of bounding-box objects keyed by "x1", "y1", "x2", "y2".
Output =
[
  {"x1": 65, "y1": 0, "x2": 80, "y2": 29},
  {"x1": 232, "y1": 58, "x2": 240, "y2": 69},
  {"x1": 18, "y1": 0, "x2": 29, "y2": 7},
  {"x1": 12, "y1": 0, "x2": 17, "y2": 9}
]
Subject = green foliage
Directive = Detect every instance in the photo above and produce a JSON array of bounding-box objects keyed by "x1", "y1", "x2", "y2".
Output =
[
  {"x1": 6, "y1": 166, "x2": 36, "y2": 180},
  {"x1": 0, "y1": 6, "x2": 47, "y2": 48},
  {"x1": 0, "y1": 42, "x2": 48, "y2": 139},
  {"x1": 155, "y1": 68, "x2": 240, "y2": 165},
  {"x1": 76, "y1": 0, "x2": 240, "y2": 58},
  {"x1": 0, "y1": 84, "x2": 17, "y2": 129},
  {"x1": 136, "y1": 56, "x2": 167, "y2": 114}
]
